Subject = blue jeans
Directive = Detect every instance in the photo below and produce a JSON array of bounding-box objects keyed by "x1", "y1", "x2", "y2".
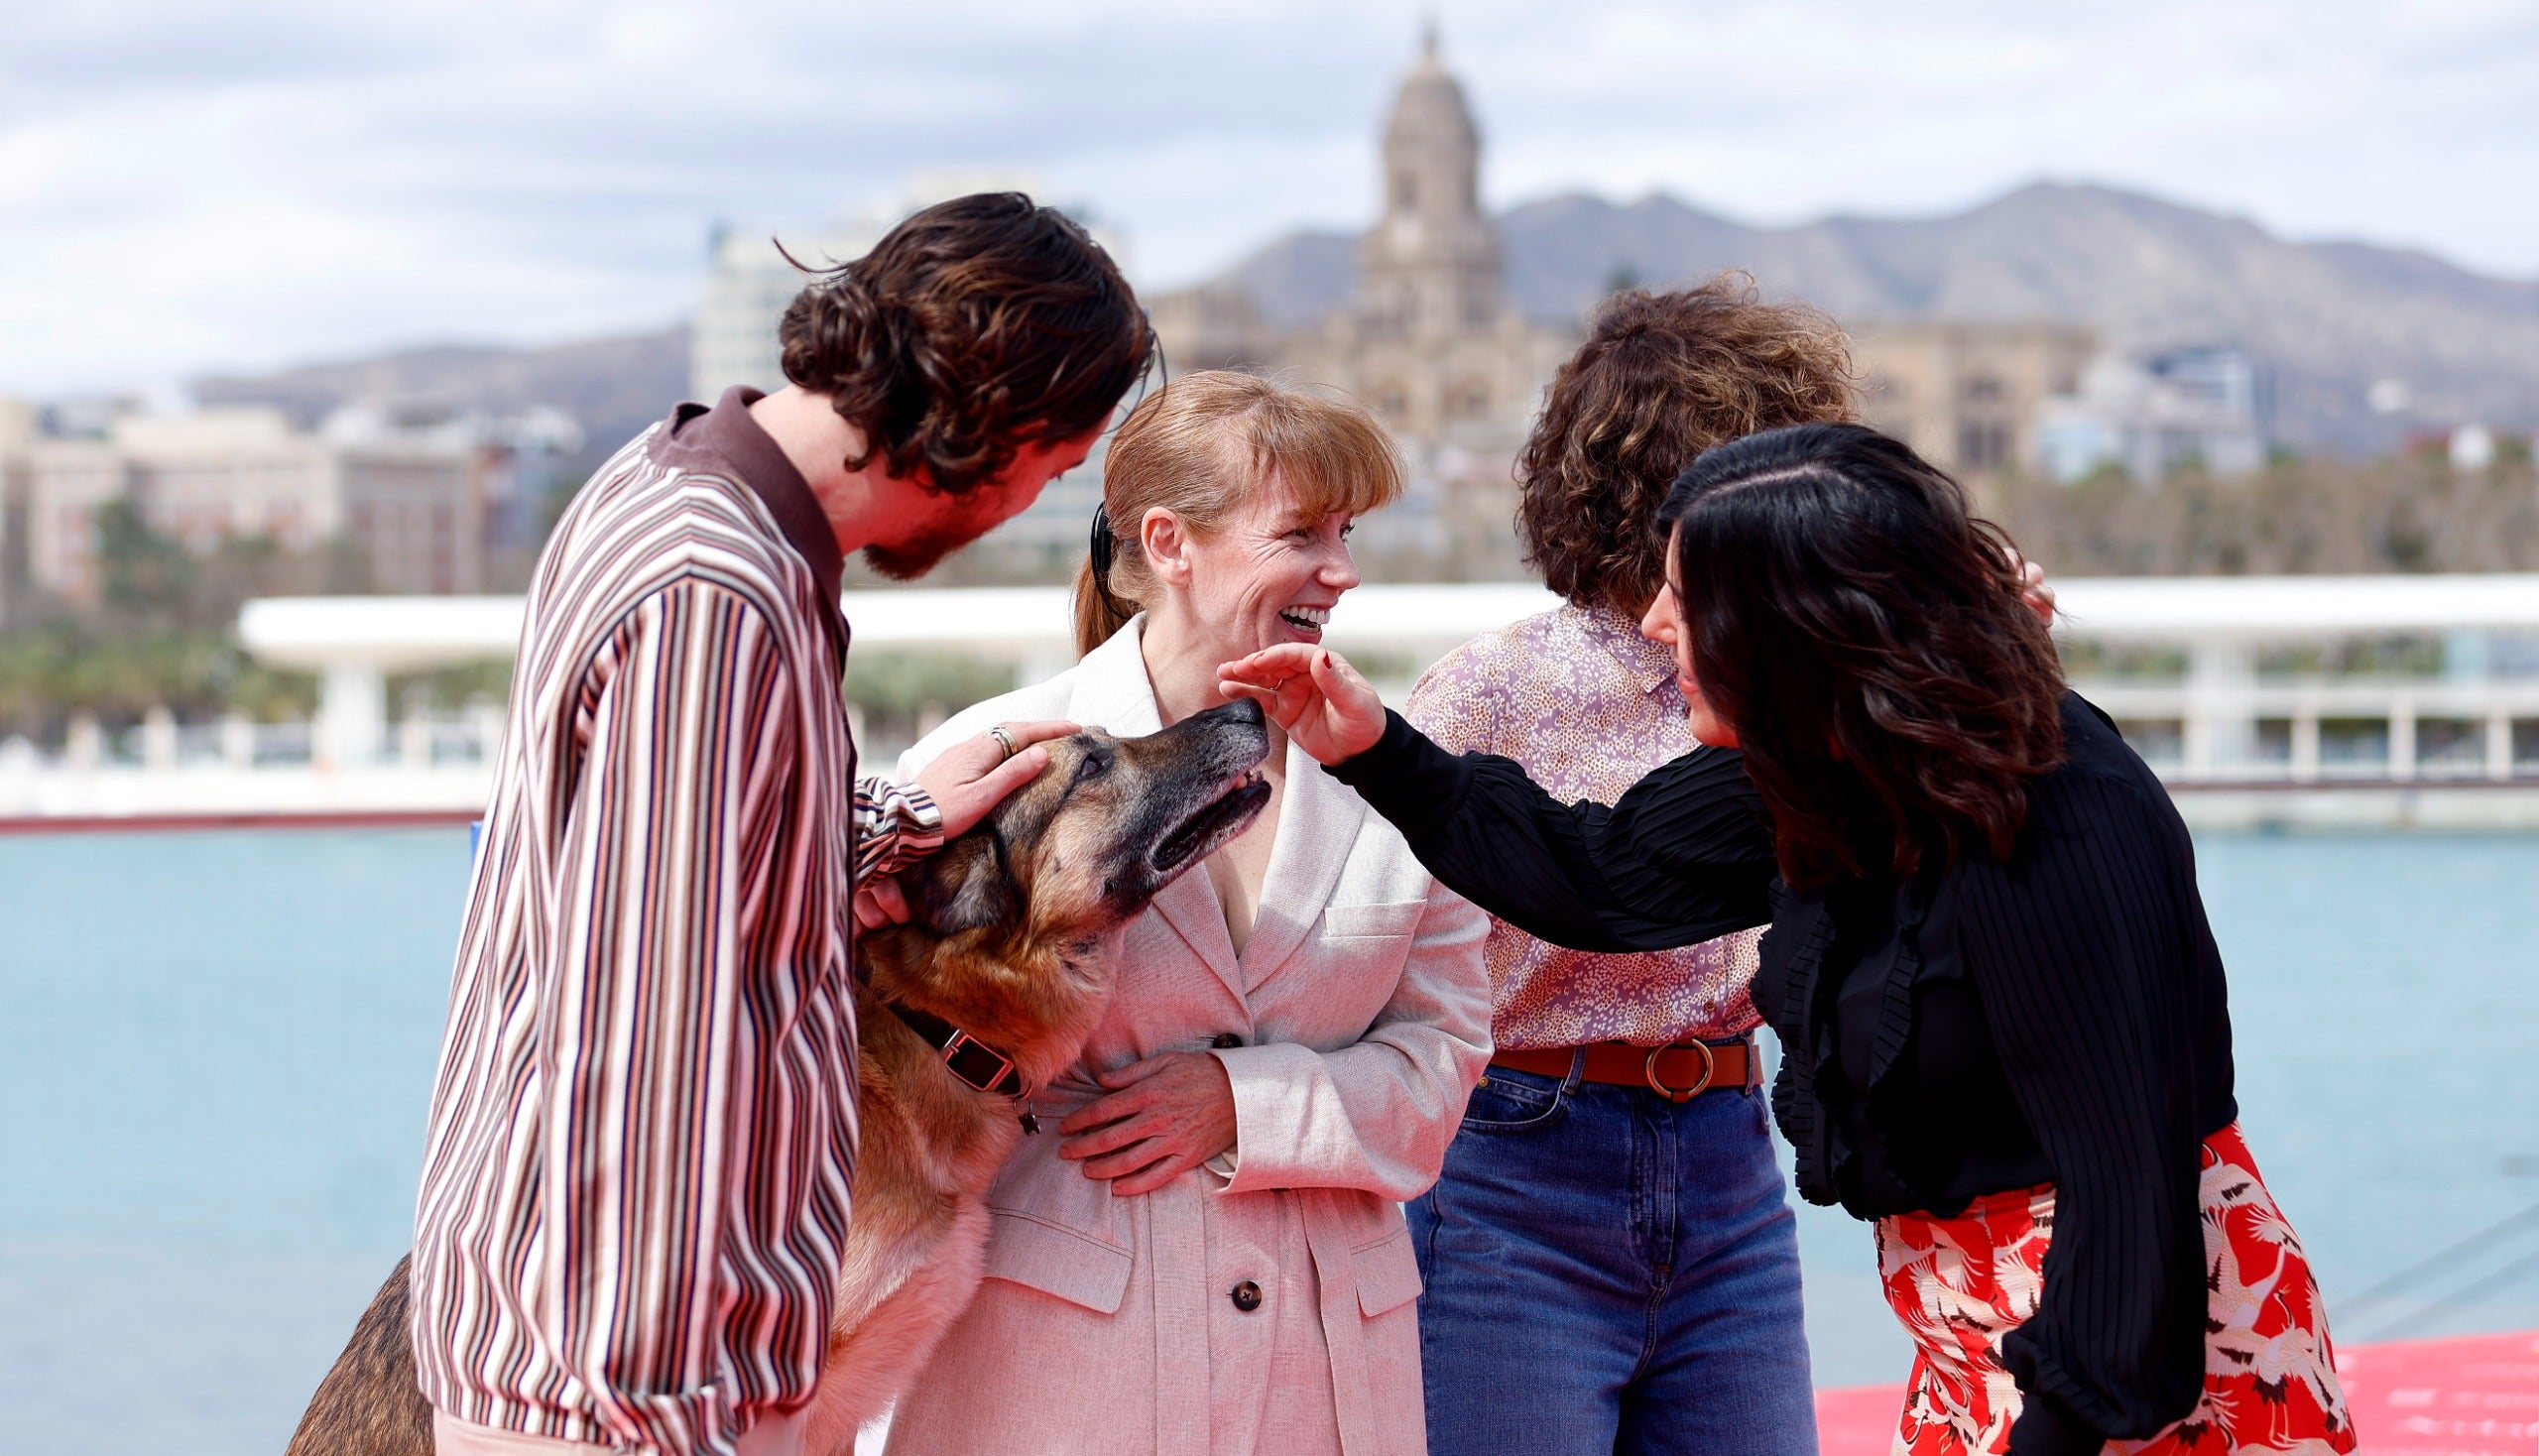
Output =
[{"x1": 1407, "y1": 1059, "x2": 1817, "y2": 1456}]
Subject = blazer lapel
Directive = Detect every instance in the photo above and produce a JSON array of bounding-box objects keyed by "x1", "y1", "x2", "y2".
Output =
[
  {"x1": 1063, "y1": 618, "x2": 1163, "y2": 739},
  {"x1": 1236, "y1": 736, "x2": 1369, "y2": 989},
  {"x1": 1149, "y1": 875, "x2": 1244, "y2": 999},
  {"x1": 1066, "y1": 619, "x2": 1245, "y2": 996}
]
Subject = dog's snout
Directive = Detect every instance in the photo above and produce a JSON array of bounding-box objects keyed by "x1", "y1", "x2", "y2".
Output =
[{"x1": 1193, "y1": 695, "x2": 1264, "y2": 726}]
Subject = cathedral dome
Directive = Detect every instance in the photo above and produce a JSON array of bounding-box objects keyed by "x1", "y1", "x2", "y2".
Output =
[{"x1": 1383, "y1": 29, "x2": 1479, "y2": 157}]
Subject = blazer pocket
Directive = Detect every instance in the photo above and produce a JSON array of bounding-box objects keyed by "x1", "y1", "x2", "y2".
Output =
[
  {"x1": 983, "y1": 1208, "x2": 1135, "y2": 1314},
  {"x1": 1351, "y1": 1227, "x2": 1424, "y2": 1317},
  {"x1": 1319, "y1": 900, "x2": 1427, "y2": 939}
]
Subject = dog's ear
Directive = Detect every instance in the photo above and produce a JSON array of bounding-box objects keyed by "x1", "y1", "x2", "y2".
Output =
[{"x1": 908, "y1": 833, "x2": 1016, "y2": 938}]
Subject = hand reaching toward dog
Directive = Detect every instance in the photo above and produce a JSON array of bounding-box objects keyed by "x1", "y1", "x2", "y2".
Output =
[
  {"x1": 1058, "y1": 1051, "x2": 1239, "y2": 1197},
  {"x1": 1215, "y1": 646, "x2": 1387, "y2": 767}
]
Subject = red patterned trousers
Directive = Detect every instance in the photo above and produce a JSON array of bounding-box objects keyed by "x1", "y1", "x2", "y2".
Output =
[{"x1": 1874, "y1": 1124, "x2": 2358, "y2": 1455}]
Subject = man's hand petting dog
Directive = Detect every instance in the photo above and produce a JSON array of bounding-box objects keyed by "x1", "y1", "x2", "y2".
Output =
[
  {"x1": 921, "y1": 719, "x2": 1080, "y2": 837},
  {"x1": 856, "y1": 720, "x2": 1079, "y2": 929},
  {"x1": 1057, "y1": 1052, "x2": 1240, "y2": 1197}
]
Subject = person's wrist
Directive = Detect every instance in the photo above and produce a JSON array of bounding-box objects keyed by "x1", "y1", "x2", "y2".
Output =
[
  {"x1": 1327, "y1": 708, "x2": 1405, "y2": 776},
  {"x1": 902, "y1": 783, "x2": 943, "y2": 831},
  {"x1": 1341, "y1": 715, "x2": 1384, "y2": 760}
]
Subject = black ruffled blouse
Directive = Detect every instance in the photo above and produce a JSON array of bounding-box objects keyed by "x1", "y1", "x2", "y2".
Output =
[{"x1": 1327, "y1": 693, "x2": 2238, "y2": 1456}]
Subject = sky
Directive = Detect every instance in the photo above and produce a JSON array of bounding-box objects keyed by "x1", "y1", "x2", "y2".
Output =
[{"x1": 3, "y1": 0, "x2": 2537, "y2": 398}]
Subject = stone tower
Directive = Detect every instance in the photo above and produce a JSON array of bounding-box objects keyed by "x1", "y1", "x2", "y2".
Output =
[
  {"x1": 1357, "y1": 24, "x2": 1506, "y2": 339},
  {"x1": 1145, "y1": 25, "x2": 1575, "y2": 453}
]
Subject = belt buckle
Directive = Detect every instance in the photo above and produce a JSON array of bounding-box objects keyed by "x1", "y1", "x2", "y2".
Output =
[{"x1": 1644, "y1": 1040, "x2": 1716, "y2": 1103}]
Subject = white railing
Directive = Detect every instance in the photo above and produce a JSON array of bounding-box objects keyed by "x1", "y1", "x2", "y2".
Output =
[
  {"x1": 2073, "y1": 677, "x2": 2539, "y2": 783},
  {"x1": 8, "y1": 576, "x2": 2539, "y2": 820},
  {"x1": 0, "y1": 709, "x2": 504, "y2": 818}
]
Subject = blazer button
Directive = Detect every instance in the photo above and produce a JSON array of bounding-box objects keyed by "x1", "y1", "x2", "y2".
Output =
[
  {"x1": 1210, "y1": 1033, "x2": 1244, "y2": 1049},
  {"x1": 1230, "y1": 1279, "x2": 1264, "y2": 1312}
]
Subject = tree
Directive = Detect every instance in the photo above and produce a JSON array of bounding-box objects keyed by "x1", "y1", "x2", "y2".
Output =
[{"x1": 94, "y1": 499, "x2": 195, "y2": 625}]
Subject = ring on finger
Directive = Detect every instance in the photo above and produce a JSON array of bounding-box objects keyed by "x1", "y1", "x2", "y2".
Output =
[{"x1": 986, "y1": 724, "x2": 1018, "y2": 762}]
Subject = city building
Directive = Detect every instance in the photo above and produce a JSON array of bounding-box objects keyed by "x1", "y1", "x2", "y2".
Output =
[
  {"x1": 1149, "y1": 31, "x2": 1576, "y2": 456},
  {"x1": 21, "y1": 434, "x2": 134, "y2": 606},
  {"x1": 1848, "y1": 320, "x2": 2100, "y2": 479},
  {"x1": 0, "y1": 399, "x2": 38, "y2": 615},
  {"x1": 20, "y1": 407, "x2": 491, "y2": 606},
  {"x1": 319, "y1": 400, "x2": 582, "y2": 558},
  {"x1": 2037, "y1": 346, "x2": 2270, "y2": 483}
]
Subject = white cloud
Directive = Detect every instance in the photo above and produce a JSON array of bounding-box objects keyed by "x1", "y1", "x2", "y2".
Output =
[{"x1": 0, "y1": 0, "x2": 2532, "y2": 396}]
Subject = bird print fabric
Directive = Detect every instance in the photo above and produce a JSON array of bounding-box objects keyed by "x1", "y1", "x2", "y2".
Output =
[{"x1": 1875, "y1": 1123, "x2": 2356, "y2": 1455}]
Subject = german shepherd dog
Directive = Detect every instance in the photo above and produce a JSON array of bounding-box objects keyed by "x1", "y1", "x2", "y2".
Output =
[{"x1": 286, "y1": 698, "x2": 1273, "y2": 1456}]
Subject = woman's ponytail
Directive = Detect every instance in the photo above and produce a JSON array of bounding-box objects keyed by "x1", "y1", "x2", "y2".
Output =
[{"x1": 1072, "y1": 507, "x2": 1138, "y2": 658}]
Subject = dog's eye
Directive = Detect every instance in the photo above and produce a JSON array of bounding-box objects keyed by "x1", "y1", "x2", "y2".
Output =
[{"x1": 1074, "y1": 752, "x2": 1110, "y2": 783}]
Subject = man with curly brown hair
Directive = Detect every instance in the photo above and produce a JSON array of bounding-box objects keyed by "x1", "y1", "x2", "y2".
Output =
[
  {"x1": 411, "y1": 193, "x2": 1149, "y2": 1456},
  {"x1": 1400, "y1": 275, "x2": 1855, "y2": 1456}
]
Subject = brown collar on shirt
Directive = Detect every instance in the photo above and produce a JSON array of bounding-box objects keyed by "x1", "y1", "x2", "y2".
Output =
[{"x1": 651, "y1": 386, "x2": 847, "y2": 607}]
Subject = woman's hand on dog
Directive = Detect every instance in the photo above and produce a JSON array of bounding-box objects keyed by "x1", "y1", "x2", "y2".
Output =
[
  {"x1": 916, "y1": 719, "x2": 1080, "y2": 840},
  {"x1": 1057, "y1": 1052, "x2": 1239, "y2": 1197},
  {"x1": 1215, "y1": 646, "x2": 1387, "y2": 766}
]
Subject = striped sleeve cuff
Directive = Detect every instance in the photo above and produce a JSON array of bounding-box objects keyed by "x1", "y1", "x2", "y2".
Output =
[{"x1": 853, "y1": 776, "x2": 945, "y2": 878}]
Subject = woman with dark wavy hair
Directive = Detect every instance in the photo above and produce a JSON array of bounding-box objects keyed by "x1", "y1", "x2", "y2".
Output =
[{"x1": 1222, "y1": 424, "x2": 2357, "y2": 1456}]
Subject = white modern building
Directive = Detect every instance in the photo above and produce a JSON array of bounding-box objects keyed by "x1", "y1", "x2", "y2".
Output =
[{"x1": 2038, "y1": 347, "x2": 2269, "y2": 483}]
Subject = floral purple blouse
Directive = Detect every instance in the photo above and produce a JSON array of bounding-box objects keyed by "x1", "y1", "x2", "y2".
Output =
[{"x1": 1403, "y1": 602, "x2": 1763, "y2": 1049}]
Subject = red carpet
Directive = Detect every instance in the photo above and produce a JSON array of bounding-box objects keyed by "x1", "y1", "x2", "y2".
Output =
[{"x1": 1811, "y1": 1329, "x2": 2539, "y2": 1455}]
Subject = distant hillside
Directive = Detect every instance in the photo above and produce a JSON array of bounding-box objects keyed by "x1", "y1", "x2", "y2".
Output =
[
  {"x1": 1204, "y1": 182, "x2": 2539, "y2": 455},
  {"x1": 1217, "y1": 230, "x2": 1356, "y2": 328},
  {"x1": 193, "y1": 325, "x2": 691, "y2": 480},
  {"x1": 188, "y1": 182, "x2": 2539, "y2": 464}
]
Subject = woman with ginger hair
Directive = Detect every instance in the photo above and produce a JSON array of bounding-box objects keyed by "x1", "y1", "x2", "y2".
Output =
[
  {"x1": 1400, "y1": 278, "x2": 1857, "y2": 1456},
  {"x1": 879, "y1": 371, "x2": 1492, "y2": 1456}
]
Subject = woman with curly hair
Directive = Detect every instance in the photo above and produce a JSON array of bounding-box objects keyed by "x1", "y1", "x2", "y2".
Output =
[
  {"x1": 1397, "y1": 278, "x2": 1856, "y2": 1456},
  {"x1": 1223, "y1": 424, "x2": 2355, "y2": 1456}
]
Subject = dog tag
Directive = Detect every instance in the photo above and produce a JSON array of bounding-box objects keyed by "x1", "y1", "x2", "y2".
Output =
[{"x1": 1019, "y1": 1112, "x2": 1042, "y2": 1136}]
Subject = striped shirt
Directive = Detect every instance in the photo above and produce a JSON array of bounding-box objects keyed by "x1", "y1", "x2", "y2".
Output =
[{"x1": 411, "y1": 389, "x2": 941, "y2": 1456}]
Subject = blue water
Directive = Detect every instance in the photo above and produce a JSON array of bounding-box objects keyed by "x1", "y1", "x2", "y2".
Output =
[{"x1": 2, "y1": 828, "x2": 2535, "y2": 1455}]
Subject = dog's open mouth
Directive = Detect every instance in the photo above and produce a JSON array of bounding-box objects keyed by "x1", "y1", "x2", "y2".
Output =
[{"x1": 1150, "y1": 769, "x2": 1271, "y2": 875}]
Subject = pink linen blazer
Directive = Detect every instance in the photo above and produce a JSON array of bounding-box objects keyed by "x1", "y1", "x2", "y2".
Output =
[{"x1": 882, "y1": 619, "x2": 1492, "y2": 1456}]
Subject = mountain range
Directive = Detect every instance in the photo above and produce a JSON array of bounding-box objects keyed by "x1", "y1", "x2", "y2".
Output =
[
  {"x1": 195, "y1": 182, "x2": 2539, "y2": 460},
  {"x1": 1214, "y1": 182, "x2": 2539, "y2": 455}
]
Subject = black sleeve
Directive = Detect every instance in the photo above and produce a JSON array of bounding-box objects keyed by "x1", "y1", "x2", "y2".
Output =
[
  {"x1": 1325, "y1": 709, "x2": 1778, "y2": 953},
  {"x1": 1958, "y1": 775, "x2": 2211, "y2": 1450}
]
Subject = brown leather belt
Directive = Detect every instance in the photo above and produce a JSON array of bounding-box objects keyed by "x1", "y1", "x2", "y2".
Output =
[{"x1": 1487, "y1": 1037, "x2": 1759, "y2": 1103}]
